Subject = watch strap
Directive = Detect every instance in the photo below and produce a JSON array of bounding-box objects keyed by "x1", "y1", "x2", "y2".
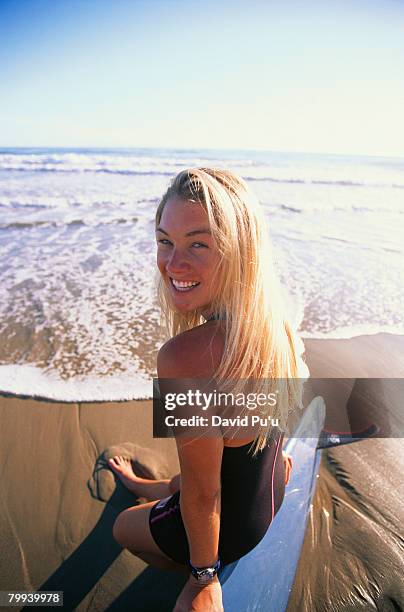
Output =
[{"x1": 189, "y1": 557, "x2": 221, "y2": 583}]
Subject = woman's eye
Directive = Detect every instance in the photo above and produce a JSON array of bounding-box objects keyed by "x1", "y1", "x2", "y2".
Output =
[{"x1": 157, "y1": 239, "x2": 207, "y2": 249}]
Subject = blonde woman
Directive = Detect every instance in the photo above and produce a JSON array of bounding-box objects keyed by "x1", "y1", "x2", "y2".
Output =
[{"x1": 109, "y1": 168, "x2": 301, "y2": 612}]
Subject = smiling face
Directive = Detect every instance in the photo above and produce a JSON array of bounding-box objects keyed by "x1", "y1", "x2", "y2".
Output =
[{"x1": 156, "y1": 197, "x2": 221, "y2": 317}]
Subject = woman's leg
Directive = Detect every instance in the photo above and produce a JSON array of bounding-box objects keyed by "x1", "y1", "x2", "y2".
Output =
[
  {"x1": 108, "y1": 455, "x2": 181, "y2": 500},
  {"x1": 112, "y1": 500, "x2": 188, "y2": 574}
]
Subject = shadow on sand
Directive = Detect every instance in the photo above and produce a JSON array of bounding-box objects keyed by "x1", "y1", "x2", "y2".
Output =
[{"x1": 24, "y1": 481, "x2": 186, "y2": 611}]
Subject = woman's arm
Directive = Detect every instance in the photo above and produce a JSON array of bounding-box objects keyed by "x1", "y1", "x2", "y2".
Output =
[
  {"x1": 176, "y1": 435, "x2": 223, "y2": 566},
  {"x1": 157, "y1": 328, "x2": 225, "y2": 567},
  {"x1": 157, "y1": 328, "x2": 227, "y2": 612}
]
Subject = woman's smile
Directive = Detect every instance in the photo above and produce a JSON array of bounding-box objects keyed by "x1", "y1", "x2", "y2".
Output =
[{"x1": 170, "y1": 278, "x2": 201, "y2": 292}]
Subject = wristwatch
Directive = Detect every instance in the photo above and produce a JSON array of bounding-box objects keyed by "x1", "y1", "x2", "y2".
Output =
[{"x1": 189, "y1": 557, "x2": 221, "y2": 584}]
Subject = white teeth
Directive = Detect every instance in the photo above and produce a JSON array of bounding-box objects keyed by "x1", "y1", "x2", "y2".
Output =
[{"x1": 171, "y1": 278, "x2": 200, "y2": 290}]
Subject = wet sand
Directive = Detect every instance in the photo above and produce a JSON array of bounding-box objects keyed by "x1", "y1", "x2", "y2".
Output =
[
  {"x1": 288, "y1": 333, "x2": 404, "y2": 612},
  {"x1": 288, "y1": 440, "x2": 404, "y2": 612},
  {"x1": 0, "y1": 397, "x2": 186, "y2": 611},
  {"x1": 0, "y1": 333, "x2": 403, "y2": 611}
]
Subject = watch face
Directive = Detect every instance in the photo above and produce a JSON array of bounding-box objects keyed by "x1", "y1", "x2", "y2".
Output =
[
  {"x1": 198, "y1": 569, "x2": 213, "y2": 578},
  {"x1": 196, "y1": 569, "x2": 215, "y2": 583}
]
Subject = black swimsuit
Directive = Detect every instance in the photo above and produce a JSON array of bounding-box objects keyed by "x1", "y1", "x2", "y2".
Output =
[{"x1": 149, "y1": 431, "x2": 285, "y2": 565}]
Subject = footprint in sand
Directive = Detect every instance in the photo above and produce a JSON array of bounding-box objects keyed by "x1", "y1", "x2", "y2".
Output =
[{"x1": 88, "y1": 442, "x2": 169, "y2": 504}]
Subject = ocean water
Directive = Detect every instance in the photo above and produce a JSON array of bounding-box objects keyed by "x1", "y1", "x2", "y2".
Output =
[{"x1": 0, "y1": 147, "x2": 403, "y2": 400}]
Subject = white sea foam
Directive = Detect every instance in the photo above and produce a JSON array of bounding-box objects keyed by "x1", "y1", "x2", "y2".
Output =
[
  {"x1": 299, "y1": 324, "x2": 404, "y2": 340},
  {"x1": 0, "y1": 364, "x2": 153, "y2": 401},
  {"x1": 0, "y1": 151, "x2": 253, "y2": 177},
  {"x1": 1, "y1": 149, "x2": 403, "y2": 188},
  {"x1": 2, "y1": 324, "x2": 402, "y2": 401}
]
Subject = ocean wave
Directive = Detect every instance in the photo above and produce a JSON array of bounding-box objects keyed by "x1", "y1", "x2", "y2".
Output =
[
  {"x1": 1, "y1": 152, "x2": 403, "y2": 189},
  {"x1": 244, "y1": 175, "x2": 306, "y2": 184},
  {"x1": 1, "y1": 325, "x2": 403, "y2": 401},
  {"x1": 4, "y1": 165, "x2": 404, "y2": 189},
  {"x1": 0, "y1": 364, "x2": 153, "y2": 402},
  {"x1": 246, "y1": 175, "x2": 404, "y2": 189},
  {"x1": 1, "y1": 198, "x2": 402, "y2": 219},
  {"x1": 312, "y1": 179, "x2": 366, "y2": 187},
  {"x1": 0, "y1": 151, "x2": 252, "y2": 176},
  {"x1": 276, "y1": 202, "x2": 404, "y2": 214},
  {"x1": 0, "y1": 201, "x2": 49, "y2": 209},
  {"x1": 279, "y1": 204, "x2": 303, "y2": 213},
  {"x1": 0, "y1": 165, "x2": 176, "y2": 177},
  {"x1": 0, "y1": 216, "x2": 140, "y2": 230}
]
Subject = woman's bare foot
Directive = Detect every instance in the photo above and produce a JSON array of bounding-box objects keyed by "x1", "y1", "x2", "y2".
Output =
[
  {"x1": 108, "y1": 456, "x2": 174, "y2": 501},
  {"x1": 108, "y1": 456, "x2": 142, "y2": 494}
]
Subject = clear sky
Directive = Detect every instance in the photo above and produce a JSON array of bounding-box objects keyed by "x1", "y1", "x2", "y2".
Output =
[{"x1": 1, "y1": 0, "x2": 403, "y2": 156}]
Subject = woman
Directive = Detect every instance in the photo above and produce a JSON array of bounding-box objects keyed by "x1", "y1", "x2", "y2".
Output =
[{"x1": 109, "y1": 168, "x2": 303, "y2": 611}]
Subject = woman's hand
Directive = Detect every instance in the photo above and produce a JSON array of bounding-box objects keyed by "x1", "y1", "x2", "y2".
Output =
[
  {"x1": 283, "y1": 452, "x2": 293, "y2": 486},
  {"x1": 173, "y1": 576, "x2": 224, "y2": 612}
]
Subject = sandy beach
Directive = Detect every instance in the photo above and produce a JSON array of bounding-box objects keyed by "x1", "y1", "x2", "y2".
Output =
[
  {"x1": 0, "y1": 398, "x2": 186, "y2": 611},
  {"x1": 0, "y1": 332, "x2": 403, "y2": 611},
  {"x1": 288, "y1": 333, "x2": 404, "y2": 611},
  {"x1": 288, "y1": 439, "x2": 404, "y2": 612}
]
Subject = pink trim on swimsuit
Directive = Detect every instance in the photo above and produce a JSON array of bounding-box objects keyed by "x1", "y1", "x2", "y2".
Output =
[
  {"x1": 150, "y1": 502, "x2": 180, "y2": 524},
  {"x1": 271, "y1": 434, "x2": 282, "y2": 522}
]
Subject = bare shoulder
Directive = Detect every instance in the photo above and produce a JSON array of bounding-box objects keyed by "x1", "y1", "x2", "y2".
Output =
[{"x1": 157, "y1": 322, "x2": 225, "y2": 379}]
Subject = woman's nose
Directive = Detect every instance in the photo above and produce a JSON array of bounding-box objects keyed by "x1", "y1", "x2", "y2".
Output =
[{"x1": 166, "y1": 248, "x2": 191, "y2": 274}]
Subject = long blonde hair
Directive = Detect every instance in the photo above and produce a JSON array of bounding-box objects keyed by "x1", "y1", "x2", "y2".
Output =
[{"x1": 156, "y1": 168, "x2": 306, "y2": 456}]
